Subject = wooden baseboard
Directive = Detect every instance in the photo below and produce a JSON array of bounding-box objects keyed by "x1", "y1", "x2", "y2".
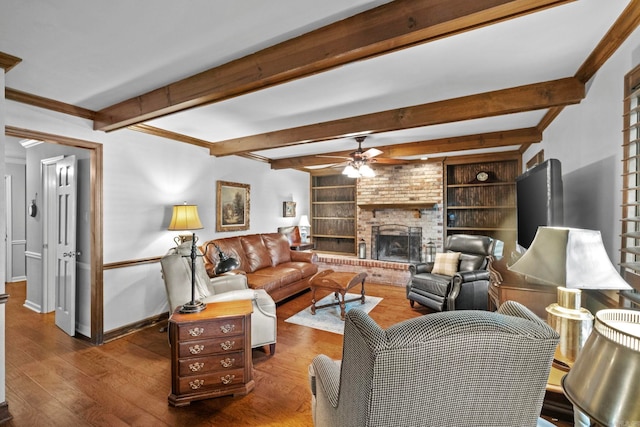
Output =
[
  {"x1": 103, "y1": 312, "x2": 169, "y2": 343},
  {"x1": 0, "y1": 402, "x2": 13, "y2": 424}
]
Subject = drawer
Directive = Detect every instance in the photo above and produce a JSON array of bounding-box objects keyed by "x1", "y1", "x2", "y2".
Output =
[
  {"x1": 178, "y1": 336, "x2": 244, "y2": 358},
  {"x1": 177, "y1": 368, "x2": 246, "y2": 394},
  {"x1": 178, "y1": 351, "x2": 245, "y2": 376},
  {"x1": 176, "y1": 317, "x2": 245, "y2": 341}
]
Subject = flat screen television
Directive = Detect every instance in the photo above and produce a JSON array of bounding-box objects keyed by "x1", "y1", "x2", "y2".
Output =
[{"x1": 516, "y1": 158, "x2": 564, "y2": 249}]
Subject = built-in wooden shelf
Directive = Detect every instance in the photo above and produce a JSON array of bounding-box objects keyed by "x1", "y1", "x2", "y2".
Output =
[{"x1": 357, "y1": 202, "x2": 437, "y2": 218}]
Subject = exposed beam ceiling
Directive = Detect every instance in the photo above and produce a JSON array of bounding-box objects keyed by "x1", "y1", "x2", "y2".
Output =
[
  {"x1": 93, "y1": 0, "x2": 574, "y2": 132},
  {"x1": 2, "y1": 1, "x2": 637, "y2": 172}
]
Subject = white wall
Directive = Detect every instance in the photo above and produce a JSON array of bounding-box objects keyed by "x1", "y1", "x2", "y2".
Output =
[
  {"x1": 523, "y1": 26, "x2": 640, "y2": 264},
  {"x1": 1, "y1": 64, "x2": 7, "y2": 408},
  {"x1": 6, "y1": 101, "x2": 310, "y2": 333}
]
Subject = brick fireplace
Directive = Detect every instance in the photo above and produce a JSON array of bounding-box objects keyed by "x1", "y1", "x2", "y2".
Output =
[
  {"x1": 315, "y1": 161, "x2": 444, "y2": 287},
  {"x1": 357, "y1": 162, "x2": 444, "y2": 261}
]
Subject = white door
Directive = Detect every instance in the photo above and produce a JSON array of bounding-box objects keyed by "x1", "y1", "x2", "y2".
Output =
[{"x1": 54, "y1": 155, "x2": 77, "y2": 336}]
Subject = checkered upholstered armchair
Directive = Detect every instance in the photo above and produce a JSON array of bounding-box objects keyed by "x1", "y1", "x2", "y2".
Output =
[
  {"x1": 308, "y1": 301, "x2": 559, "y2": 427},
  {"x1": 161, "y1": 242, "x2": 277, "y2": 354}
]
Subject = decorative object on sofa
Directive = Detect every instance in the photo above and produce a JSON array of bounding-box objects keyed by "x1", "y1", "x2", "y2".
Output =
[
  {"x1": 216, "y1": 180, "x2": 250, "y2": 232},
  {"x1": 358, "y1": 239, "x2": 366, "y2": 259},
  {"x1": 167, "y1": 202, "x2": 205, "y2": 313},
  {"x1": 508, "y1": 227, "x2": 631, "y2": 366},
  {"x1": 167, "y1": 202, "x2": 203, "y2": 245},
  {"x1": 298, "y1": 215, "x2": 311, "y2": 243},
  {"x1": 407, "y1": 234, "x2": 494, "y2": 311},
  {"x1": 212, "y1": 243, "x2": 240, "y2": 275},
  {"x1": 308, "y1": 301, "x2": 559, "y2": 427},
  {"x1": 201, "y1": 233, "x2": 319, "y2": 303},
  {"x1": 283, "y1": 201, "x2": 296, "y2": 217},
  {"x1": 561, "y1": 309, "x2": 640, "y2": 426},
  {"x1": 160, "y1": 244, "x2": 277, "y2": 353},
  {"x1": 424, "y1": 239, "x2": 436, "y2": 263}
]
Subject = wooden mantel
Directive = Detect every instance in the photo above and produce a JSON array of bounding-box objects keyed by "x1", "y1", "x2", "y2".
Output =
[{"x1": 357, "y1": 202, "x2": 438, "y2": 218}]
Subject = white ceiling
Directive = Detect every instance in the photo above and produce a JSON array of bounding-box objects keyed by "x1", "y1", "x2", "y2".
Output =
[{"x1": 1, "y1": 0, "x2": 634, "y2": 167}]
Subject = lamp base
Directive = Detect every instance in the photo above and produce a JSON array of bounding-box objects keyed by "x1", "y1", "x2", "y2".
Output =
[{"x1": 178, "y1": 300, "x2": 206, "y2": 314}]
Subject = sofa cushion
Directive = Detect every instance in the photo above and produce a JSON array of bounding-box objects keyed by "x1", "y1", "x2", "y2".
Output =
[
  {"x1": 262, "y1": 233, "x2": 292, "y2": 265},
  {"x1": 240, "y1": 235, "x2": 272, "y2": 272},
  {"x1": 459, "y1": 252, "x2": 485, "y2": 272},
  {"x1": 244, "y1": 272, "x2": 282, "y2": 294},
  {"x1": 253, "y1": 266, "x2": 302, "y2": 287},
  {"x1": 281, "y1": 261, "x2": 318, "y2": 278},
  {"x1": 432, "y1": 252, "x2": 460, "y2": 276}
]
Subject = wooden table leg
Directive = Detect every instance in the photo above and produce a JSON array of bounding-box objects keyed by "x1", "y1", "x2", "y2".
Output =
[
  {"x1": 311, "y1": 287, "x2": 317, "y2": 315},
  {"x1": 360, "y1": 279, "x2": 366, "y2": 304}
]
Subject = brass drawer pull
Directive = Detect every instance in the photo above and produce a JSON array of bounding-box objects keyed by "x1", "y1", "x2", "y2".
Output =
[
  {"x1": 189, "y1": 362, "x2": 205, "y2": 372},
  {"x1": 189, "y1": 379, "x2": 204, "y2": 390},
  {"x1": 188, "y1": 327, "x2": 204, "y2": 337},
  {"x1": 220, "y1": 324, "x2": 235, "y2": 334},
  {"x1": 220, "y1": 374, "x2": 235, "y2": 385},
  {"x1": 220, "y1": 340, "x2": 235, "y2": 351},
  {"x1": 189, "y1": 344, "x2": 205, "y2": 354},
  {"x1": 220, "y1": 357, "x2": 235, "y2": 368}
]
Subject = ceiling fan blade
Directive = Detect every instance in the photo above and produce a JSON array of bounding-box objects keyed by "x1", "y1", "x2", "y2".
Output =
[
  {"x1": 316, "y1": 155, "x2": 351, "y2": 160},
  {"x1": 363, "y1": 148, "x2": 383, "y2": 158}
]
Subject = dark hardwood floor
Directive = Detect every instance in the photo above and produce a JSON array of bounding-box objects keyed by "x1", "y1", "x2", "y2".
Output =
[{"x1": 3, "y1": 280, "x2": 571, "y2": 426}]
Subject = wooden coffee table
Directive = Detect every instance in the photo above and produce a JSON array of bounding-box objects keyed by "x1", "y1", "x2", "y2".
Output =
[{"x1": 309, "y1": 269, "x2": 367, "y2": 320}]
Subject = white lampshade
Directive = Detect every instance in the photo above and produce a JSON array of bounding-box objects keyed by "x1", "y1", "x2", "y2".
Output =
[
  {"x1": 359, "y1": 163, "x2": 375, "y2": 177},
  {"x1": 298, "y1": 215, "x2": 311, "y2": 228},
  {"x1": 509, "y1": 227, "x2": 631, "y2": 290}
]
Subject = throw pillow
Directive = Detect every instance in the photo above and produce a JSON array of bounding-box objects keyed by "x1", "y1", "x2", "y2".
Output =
[{"x1": 431, "y1": 252, "x2": 461, "y2": 276}]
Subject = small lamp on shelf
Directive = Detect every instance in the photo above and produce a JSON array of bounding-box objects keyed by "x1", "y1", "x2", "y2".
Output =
[
  {"x1": 168, "y1": 202, "x2": 206, "y2": 314},
  {"x1": 299, "y1": 215, "x2": 311, "y2": 243}
]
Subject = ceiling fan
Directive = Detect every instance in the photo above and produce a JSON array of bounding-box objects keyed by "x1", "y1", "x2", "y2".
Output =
[{"x1": 318, "y1": 136, "x2": 399, "y2": 178}]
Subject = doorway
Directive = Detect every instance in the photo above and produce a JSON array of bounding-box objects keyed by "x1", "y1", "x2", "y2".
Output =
[{"x1": 5, "y1": 126, "x2": 104, "y2": 345}]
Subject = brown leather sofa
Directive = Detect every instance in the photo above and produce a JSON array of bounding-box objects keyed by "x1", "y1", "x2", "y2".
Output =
[{"x1": 201, "y1": 233, "x2": 318, "y2": 303}]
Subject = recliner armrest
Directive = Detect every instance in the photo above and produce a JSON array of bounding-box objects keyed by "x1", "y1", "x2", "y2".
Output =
[
  {"x1": 410, "y1": 262, "x2": 434, "y2": 275},
  {"x1": 453, "y1": 270, "x2": 490, "y2": 283}
]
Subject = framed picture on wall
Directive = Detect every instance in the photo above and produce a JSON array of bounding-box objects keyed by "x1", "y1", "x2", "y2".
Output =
[
  {"x1": 283, "y1": 201, "x2": 296, "y2": 217},
  {"x1": 216, "y1": 181, "x2": 250, "y2": 232}
]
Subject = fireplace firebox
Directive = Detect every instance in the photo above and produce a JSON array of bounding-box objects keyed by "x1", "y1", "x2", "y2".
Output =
[{"x1": 371, "y1": 225, "x2": 422, "y2": 263}]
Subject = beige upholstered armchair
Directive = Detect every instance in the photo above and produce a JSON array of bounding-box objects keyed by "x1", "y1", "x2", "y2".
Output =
[
  {"x1": 161, "y1": 242, "x2": 277, "y2": 354},
  {"x1": 309, "y1": 301, "x2": 559, "y2": 427}
]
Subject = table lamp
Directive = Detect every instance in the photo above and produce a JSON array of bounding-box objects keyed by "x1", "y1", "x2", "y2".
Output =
[
  {"x1": 508, "y1": 227, "x2": 632, "y2": 367},
  {"x1": 168, "y1": 202, "x2": 206, "y2": 313},
  {"x1": 299, "y1": 215, "x2": 311, "y2": 243},
  {"x1": 562, "y1": 309, "x2": 640, "y2": 426}
]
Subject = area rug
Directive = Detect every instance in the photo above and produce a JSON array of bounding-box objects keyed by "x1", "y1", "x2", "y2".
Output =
[{"x1": 285, "y1": 293, "x2": 383, "y2": 335}]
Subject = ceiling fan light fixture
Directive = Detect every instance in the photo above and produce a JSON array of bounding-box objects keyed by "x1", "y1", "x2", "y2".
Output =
[
  {"x1": 359, "y1": 163, "x2": 375, "y2": 177},
  {"x1": 342, "y1": 164, "x2": 357, "y2": 176}
]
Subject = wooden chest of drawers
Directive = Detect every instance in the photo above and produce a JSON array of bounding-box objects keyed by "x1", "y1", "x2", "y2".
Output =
[{"x1": 168, "y1": 300, "x2": 254, "y2": 406}]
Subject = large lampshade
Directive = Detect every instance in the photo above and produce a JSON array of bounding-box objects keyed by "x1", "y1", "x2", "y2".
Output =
[
  {"x1": 509, "y1": 227, "x2": 631, "y2": 366},
  {"x1": 168, "y1": 203, "x2": 203, "y2": 231},
  {"x1": 508, "y1": 227, "x2": 631, "y2": 290},
  {"x1": 562, "y1": 309, "x2": 640, "y2": 426}
]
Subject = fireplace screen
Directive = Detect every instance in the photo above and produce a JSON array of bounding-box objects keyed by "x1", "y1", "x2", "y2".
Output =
[{"x1": 371, "y1": 225, "x2": 422, "y2": 263}]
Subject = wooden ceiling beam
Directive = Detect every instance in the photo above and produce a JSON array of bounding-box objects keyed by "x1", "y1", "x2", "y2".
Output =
[
  {"x1": 211, "y1": 77, "x2": 583, "y2": 157},
  {"x1": 93, "y1": 0, "x2": 573, "y2": 131},
  {"x1": 574, "y1": 0, "x2": 640, "y2": 84},
  {"x1": 270, "y1": 128, "x2": 541, "y2": 169}
]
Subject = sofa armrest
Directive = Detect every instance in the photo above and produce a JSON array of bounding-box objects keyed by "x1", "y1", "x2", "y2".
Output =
[
  {"x1": 454, "y1": 270, "x2": 490, "y2": 283},
  {"x1": 291, "y1": 250, "x2": 317, "y2": 263},
  {"x1": 203, "y1": 288, "x2": 257, "y2": 304},
  {"x1": 208, "y1": 274, "x2": 248, "y2": 295}
]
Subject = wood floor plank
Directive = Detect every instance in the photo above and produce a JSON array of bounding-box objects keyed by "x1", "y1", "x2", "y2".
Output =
[{"x1": 3, "y1": 280, "x2": 569, "y2": 426}]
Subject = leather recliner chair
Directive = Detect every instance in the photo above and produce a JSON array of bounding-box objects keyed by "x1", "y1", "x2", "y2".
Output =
[
  {"x1": 406, "y1": 234, "x2": 494, "y2": 311},
  {"x1": 161, "y1": 242, "x2": 277, "y2": 354}
]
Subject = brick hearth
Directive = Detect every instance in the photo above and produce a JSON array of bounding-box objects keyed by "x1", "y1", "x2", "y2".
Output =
[{"x1": 315, "y1": 253, "x2": 411, "y2": 287}]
